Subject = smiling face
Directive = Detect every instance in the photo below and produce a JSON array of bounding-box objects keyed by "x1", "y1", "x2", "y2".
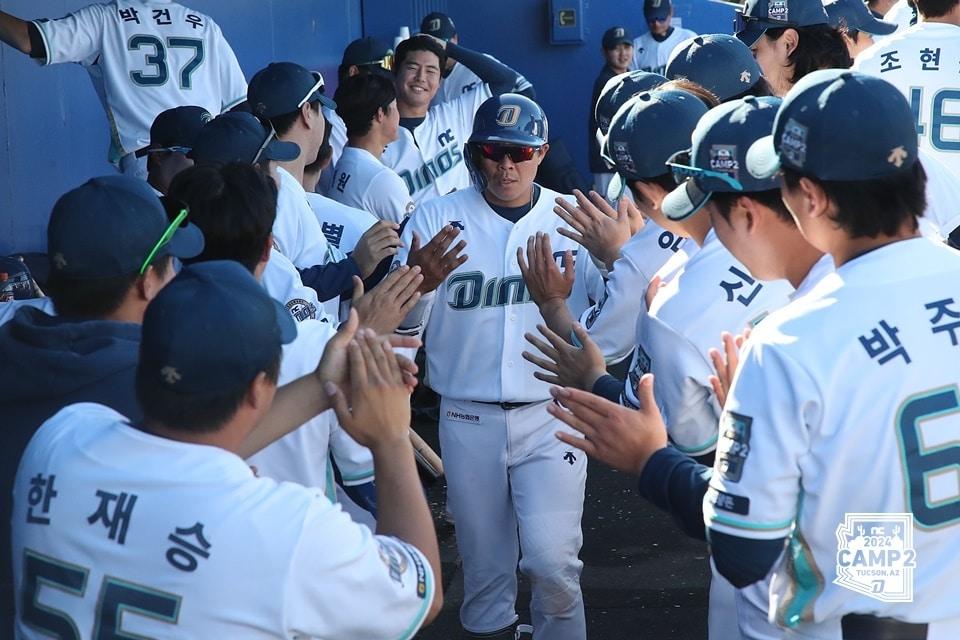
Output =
[
  {"x1": 478, "y1": 144, "x2": 549, "y2": 207},
  {"x1": 395, "y1": 49, "x2": 441, "y2": 115},
  {"x1": 604, "y1": 43, "x2": 634, "y2": 73}
]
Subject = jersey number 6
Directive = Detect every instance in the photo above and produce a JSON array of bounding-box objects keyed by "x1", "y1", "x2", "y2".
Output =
[
  {"x1": 128, "y1": 35, "x2": 204, "y2": 89},
  {"x1": 897, "y1": 385, "x2": 960, "y2": 528},
  {"x1": 20, "y1": 549, "x2": 180, "y2": 639}
]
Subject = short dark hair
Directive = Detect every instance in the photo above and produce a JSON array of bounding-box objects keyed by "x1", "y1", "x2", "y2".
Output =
[
  {"x1": 765, "y1": 26, "x2": 852, "y2": 85},
  {"x1": 336, "y1": 74, "x2": 398, "y2": 138},
  {"x1": 914, "y1": 0, "x2": 958, "y2": 17},
  {"x1": 631, "y1": 172, "x2": 678, "y2": 195},
  {"x1": 270, "y1": 99, "x2": 322, "y2": 137},
  {"x1": 46, "y1": 256, "x2": 173, "y2": 319},
  {"x1": 725, "y1": 76, "x2": 774, "y2": 102},
  {"x1": 711, "y1": 189, "x2": 793, "y2": 224},
  {"x1": 168, "y1": 163, "x2": 277, "y2": 273},
  {"x1": 657, "y1": 78, "x2": 721, "y2": 108},
  {"x1": 394, "y1": 35, "x2": 447, "y2": 73},
  {"x1": 137, "y1": 348, "x2": 281, "y2": 434},
  {"x1": 781, "y1": 162, "x2": 926, "y2": 238}
]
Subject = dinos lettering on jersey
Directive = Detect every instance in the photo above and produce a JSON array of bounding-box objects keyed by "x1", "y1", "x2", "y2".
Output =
[
  {"x1": 399, "y1": 144, "x2": 464, "y2": 196},
  {"x1": 658, "y1": 231, "x2": 684, "y2": 252},
  {"x1": 446, "y1": 270, "x2": 532, "y2": 310}
]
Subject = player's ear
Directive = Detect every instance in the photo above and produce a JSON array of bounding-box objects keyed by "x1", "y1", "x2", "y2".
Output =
[
  {"x1": 795, "y1": 176, "x2": 831, "y2": 220},
  {"x1": 536, "y1": 143, "x2": 550, "y2": 165},
  {"x1": 780, "y1": 28, "x2": 799, "y2": 58}
]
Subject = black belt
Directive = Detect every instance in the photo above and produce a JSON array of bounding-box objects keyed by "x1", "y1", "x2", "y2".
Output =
[
  {"x1": 841, "y1": 614, "x2": 927, "y2": 640},
  {"x1": 476, "y1": 401, "x2": 534, "y2": 410}
]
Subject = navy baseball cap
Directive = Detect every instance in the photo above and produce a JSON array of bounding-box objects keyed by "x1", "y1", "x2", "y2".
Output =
[
  {"x1": 420, "y1": 12, "x2": 457, "y2": 40},
  {"x1": 135, "y1": 106, "x2": 213, "y2": 158},
  {"x1": 140, "y1": 261, "x2": 296, "y2": 395},
  {"x1": 596, "y1": 71, "x2": 667, "y2": 137},
  {"x1": 645, "y1": 0, "x2": 673, "y2": 21},
  {"x1": 189, "y1": 112, "x2": 300, "y2": 165},
  {"x1": 47, "y1": 175, "x2": 204, "y2": 279},
  {"x1": 824, "y1": 0, "x2": 897, "y2": 35},
  {"x1": 746, "y1": 69, "x2": 918, "y2": 181},
  {"x1": 602, "y1": 26, "x2": 633, "y2": 49},
  {"x1": 605, "y1": 89, "x2": 709, "y2": 200},
  {"x1": 735, "y1": 0, "x2": 829, "y2": 47},
  {"x1": 342, "y1": 36, "x2": 393, "y2": 67},
  {"x1": 666, "y1": 34, "x2": 763, "y2": 101},
  {"x1": 248, "y1": 62, "x2": 337, "y2": 120},
  {"x1": 662, "y1": 96, "x2": 782, "y2": 221}
]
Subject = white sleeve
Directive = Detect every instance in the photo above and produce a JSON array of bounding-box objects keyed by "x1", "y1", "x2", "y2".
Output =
[
  {"x1": 918, "y1": 149, "x2": 960, "y2": 236},
  {"x1": 703, "y1": 336, "x2": 818, "y2": 540},
  {"x1": 209, "y1": 21, "x2": 247, "y2": 111},
  {"x1": 580, "y1": 251, "x2": 653, "y2": 363},
  {"x1": 329, "y1": 419, "x2": 375, "y2": 486},
  {"x1": 33, "y1": 4, "x2": 108, "y2": 66},
  {"x1": 367, "y1": 170, "x2": 416, "y2": 224},
  {"x1": 286, "y1": 502, "x2": 434, "y2": 639}
]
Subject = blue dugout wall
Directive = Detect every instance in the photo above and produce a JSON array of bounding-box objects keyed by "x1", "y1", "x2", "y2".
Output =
[{"x1": 0, "y1": 0, "x2": 733, "y2": 254}]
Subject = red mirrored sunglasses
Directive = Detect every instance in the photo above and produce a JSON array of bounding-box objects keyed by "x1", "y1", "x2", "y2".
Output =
[{"x1": 477, "y1": 143, "x2": 540, "y2": 163}]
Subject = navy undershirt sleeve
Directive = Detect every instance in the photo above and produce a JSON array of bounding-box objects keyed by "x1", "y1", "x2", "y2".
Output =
[
  {"x1": 708, "y1": 529, "x2": 787, "y2": 588},
  {"x1": 446, "y1": 42, "x2": 528, "y2": 97},
  {"x1": 591, "y1": 374, "x2": 623, "y2": 403},
  {"x1": 297, "y1": 257, "x2": 361, "y2": 302},
  {"x1": 637, "y1": 446, "x2": 712, "y2": 541}
]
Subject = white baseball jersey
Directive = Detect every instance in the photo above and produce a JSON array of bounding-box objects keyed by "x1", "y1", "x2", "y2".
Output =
[
  {"x1": 632, "y1": 27, "x2": 698, "y2": 74},
  {"x1": 261, "y1": 248, "x2": 336, "y2": 325},
  {"x1": 306, "y1": 191, "x2": 378, "y2": 253},
  {"x1": 316, "y1": 106, "x2": 348, "y2": 197},
  {"x1": 33, "y1": 0, "x2": 246, "y2": 164},
  {"x1": 397, "y1": 186, "x2": 604, "y2": 402},
  {"x1": 882, "y1": 0, "x2": 918, "y2": 36},
  {"x1": 854, "y1": 23, "x2": 960, "y2": 179},
  {"x1": 918, "y1": 148, "x2": 960, "y2": 237},
  {"x1": 705, "y1": 237, "x2": 960, "y2": 635},
  {"x1": 623, "y1": 230, "x2": 793, "y2": 456},
  {"x1": 580, "y1": 219, "x2": 689, "y2": 363},
  {"x1": 12, "y1": 402, "x2": 435, "y2": 639},
  {"x1": 275, "y1": 166, "x2": 333, "y2": 269},
  {"x1": 382, "y1": 85, "x2": 491, "y2": 205},
  {"x1": 431, "y1": 60, "x2": 485, "y2": 107},
  {"x1": 329, "y1": 147, "x2": 416, "y2": 223}
]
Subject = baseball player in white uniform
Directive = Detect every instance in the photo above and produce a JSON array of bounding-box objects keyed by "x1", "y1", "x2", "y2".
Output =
[
  {"x1": 11, "y1": 260, "x2": 442, "y2": 639},
  {"x1": 854, "y1": 0, "x2": 960, "y2": 178},
  {"x1": 330, "y1": 73, "x2": 417, "y2": 223},
  {"x1": 632, "y1": 0, "x2": 697, "y2": 73},
  {"x1": 0, "y1": 1, "x2": 246, "y2": 177},
  {"x1": 383, "y1": 35, "x2": 532, "y2": 205},
  {"x1": 396, "y1": 94, "x2": 603, "y2": 639}
]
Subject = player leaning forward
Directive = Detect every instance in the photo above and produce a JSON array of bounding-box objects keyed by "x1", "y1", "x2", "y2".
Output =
[{"x1": 397, "y1": 94, "x2": 603, "y2": 639}]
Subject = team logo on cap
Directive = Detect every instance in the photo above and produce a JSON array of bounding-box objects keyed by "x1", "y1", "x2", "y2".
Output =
[
  {"x1": 427, "y1": 18, "x2": 442, "y2": 32},
  {"x1": 780, "y1": 118, "x2": 808, "y2": 168},
  {"x1": 650, "y1": 0, "x2": 663, "y2": 7},
  {"x1": 160, "y1": 366, "x2": 182, "y2": 385},
  {"x1": 709, "y1": 145, "x2": 739, "y2": 180},
  {"x1": 495, "y1": 105, "x2": 521, "y2": 127},
  {"x1": 612, "y1": 141, "x2": 635, "y2": 173},
  {"x1": 613, "y1": 27, "x2": 625, "y2": 37},
  {"x1": 888, "y1": 146, "x2": 909, "y2": 168},
  {"x1": 768, "y1": 0, "x2": 789, "y2": 22},
  {"x1": 740, "y1": 70, "x2": 752, "y2": 84}
]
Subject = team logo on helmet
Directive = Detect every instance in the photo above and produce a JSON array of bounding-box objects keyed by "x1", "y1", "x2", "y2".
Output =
[
  {"x1": 495, "y1": 105, "x2": 522, "y2": 128},
  {"x1": 709, "y1": 145, "x2": 739, "y2": 180},
  {"x1": 768, "y1": 0, "x2": 789, "y2": 22},
  {"x1": 780, "y1": 118, "x2": 808, "y2": 168}
]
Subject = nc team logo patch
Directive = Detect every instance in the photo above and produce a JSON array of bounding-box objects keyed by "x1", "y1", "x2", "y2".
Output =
[
  {"x1": 768, "y1": 0, "x2": 789, "y2": 22},
  {"x1": 613, "y1": 27, "x2": 625, "y2": 38},
  {"x1": 285, "y1": 298, "x2": 317, "y2": 322},
  {"x1": 780, "y1": 118, "x2": 808, "y2": 169},
  {"x1": 709, "y1": 144, "x2": 739, "y2": 180},
  {"x1": 835, "y1": 513, "x2": 916, "y2": 603},
  {"x1": 495, "y1": 105, "x2": 521, "y2": 127}
]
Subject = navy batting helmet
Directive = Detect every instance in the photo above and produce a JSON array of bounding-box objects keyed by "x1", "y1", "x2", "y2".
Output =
[{"x1": 465, "y1": 94, "x2": 548, "y2": 189}]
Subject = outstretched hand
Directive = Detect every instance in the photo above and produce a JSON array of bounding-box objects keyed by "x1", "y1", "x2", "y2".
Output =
[
  {"x1": 352, "y1": 266, "x2": 423, "y2": 335},
  {"x1": 548, "y1": 373, "x2": 668, "y2": 475},
  {"x1": 522, "y1": 323, "x2": 606, "y2": 391},
  {"x1": 517, "y1": 232, "x2": 573, "y2": 309},
  {"x1": 406, "y1": 225, "x2": 468, "y2": 294},
  {"x1": 553, "y1": 191, "x2": 644, "y2": 270},
  {"x1": 708, "y1": 328, "x2": 751, "y2": 409}
]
